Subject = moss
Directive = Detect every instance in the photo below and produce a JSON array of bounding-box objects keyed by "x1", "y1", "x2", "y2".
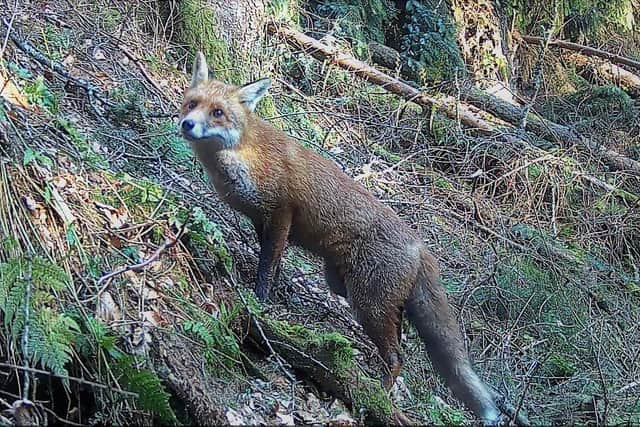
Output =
[
  {"x1": 267, "y1": 319, "x2": 355, "y2": 374},
  {"x1": 544, "y1": 354, "x2": 577, "y2": 379},
  {"x1": 370, "y1": 143, "x2": 402, "y2": 163},
  {"x1": 267, "y1": 0, "x2": 301, "y2": 26},
  {"x1": 400, "y1": 1, "x2": 465, "y2": 83},
  {"x1": 177, "y1": 0, "x2": 242, "y2": 83},
  {"x1": 312, "y1": 0, "x2": 396, "y2": 51},
  {"x1": 567, "y1": 85, "x2": 632, "y2": 117},
  {"x1": 433, "y1": 176, "x2": 453, "y2": 190},
  {"x1": 427, "y1": 395, "x2": 467, "y2": 425},
  {"x1": 350, "y1": 375, "x2": 393, "y2": 421},
  {"x1": 265, "y1": 318, "x2": 393, "y2": 420},
  {"x1": 503, "y1": 0, "x2": 635, "y2": 40}
]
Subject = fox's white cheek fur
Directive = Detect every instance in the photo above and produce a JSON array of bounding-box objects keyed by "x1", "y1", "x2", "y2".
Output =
[{"x1": 203, "y1": 127, "x2": 240, "y2": 148}]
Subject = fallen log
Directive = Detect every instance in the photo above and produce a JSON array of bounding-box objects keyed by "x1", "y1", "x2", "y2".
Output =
[
  {"x1": 150, "y1": 330, "x2": 228, "y2": 423},
  {"x1": 267, "y1": 23, "x2": 495, "y2": 134},
  {"x1": 267, "y1": 23, "x2": 640, "y2": 174},
  {"x1": 522, "y1": 35, "x2": 640, "y2": 72},
  {"x1": 246, "y1": 313, "x2": 409, "y2": 425},
  {"x1": 568, "y1": 52, "x2": 640, "y2": 97}
]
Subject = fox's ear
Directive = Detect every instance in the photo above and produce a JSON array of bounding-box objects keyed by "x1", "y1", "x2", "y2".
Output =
[
  {"x1": 237, "y1": 78, "x2": 271, "y2": 111},
  {"x1": 190, "y1": 51, "x2": 209, "y2": 88}
]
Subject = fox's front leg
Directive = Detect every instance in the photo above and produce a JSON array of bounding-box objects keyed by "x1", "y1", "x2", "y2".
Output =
[{"x1": 255, "y1": 209, "x2": 292, "y2": 301}]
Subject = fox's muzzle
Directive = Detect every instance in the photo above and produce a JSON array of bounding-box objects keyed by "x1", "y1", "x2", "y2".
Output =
[{"x1": 180, "y1": 114, "x2": 240, "y2": 149}]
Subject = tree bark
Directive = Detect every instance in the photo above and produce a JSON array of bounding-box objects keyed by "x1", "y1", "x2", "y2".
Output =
[{"x1": 150, "y1": 330, "x2": 228, "y2": 423}]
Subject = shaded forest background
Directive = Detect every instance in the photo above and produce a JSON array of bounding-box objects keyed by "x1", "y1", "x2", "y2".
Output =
[{"x1": 0, "y1": 0, "x2": 639, "y2": 425}]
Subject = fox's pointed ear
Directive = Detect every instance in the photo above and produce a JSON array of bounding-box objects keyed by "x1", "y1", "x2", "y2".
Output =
[
  {"x1": 237, "y1": 78, "x2": 271, "y2": 111},
  {"x1": 190, "y1": 51, "x2": 209, "y2": 88}
]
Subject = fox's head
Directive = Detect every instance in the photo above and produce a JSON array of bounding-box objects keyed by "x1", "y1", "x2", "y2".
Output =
[{"x1": 179, "y1": 52, "x2": 271, "y2": 149}]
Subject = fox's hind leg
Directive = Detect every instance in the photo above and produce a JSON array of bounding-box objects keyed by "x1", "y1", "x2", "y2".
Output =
[
  {"x1": 324, "y1": 262, "x2": 347, "y2": 298},
  {"x1": 354, "y1": 304, "x2": 404, "y2": 390}
]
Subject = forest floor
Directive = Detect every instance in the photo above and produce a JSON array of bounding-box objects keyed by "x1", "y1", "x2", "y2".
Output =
[{"x1": 1, "y1": 1, "x2": 639, "y2": 425}]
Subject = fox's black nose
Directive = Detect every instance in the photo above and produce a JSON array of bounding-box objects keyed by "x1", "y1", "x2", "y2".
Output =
[{"x1": 181, "y1": 119, "x2": 195, "y2": 132}]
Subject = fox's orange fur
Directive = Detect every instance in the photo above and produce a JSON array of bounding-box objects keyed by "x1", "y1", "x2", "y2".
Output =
[{"x1": 179, "y1": 52, "x2": 529, "y2": 426}]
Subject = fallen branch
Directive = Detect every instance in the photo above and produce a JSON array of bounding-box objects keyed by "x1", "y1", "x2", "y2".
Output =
[
  {"x1": 5, "y1": 21, "x2": 113, "y2": 116},
  {"x1": 0, "y1": 362, "x2": 138, "y2": 398},
  {"x1": 149, "y1": 330, "x2": 228, "y2": 424},
  {"x1": 267, "y1": 23, "x2": 495, "y2": 134},
  {"x1": 366, "y1": 44, "x2": 640, "y2": 203},
  {"x1": 368, "y1": 41, "x2": 640, "y2": 175},
  {"x1": 568, "y1": 52, "x2": 640, "y2": 97},
  {"x1": 269, "y1": 23, "x2": 640, "y2": 175},
  {"x1": 522, "y1": 35, "x2": 640, "y2": 72}
]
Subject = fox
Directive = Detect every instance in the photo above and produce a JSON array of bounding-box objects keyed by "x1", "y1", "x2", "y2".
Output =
[{"x1": 179, "y1": 51, "x2": 530, "y2": 426}]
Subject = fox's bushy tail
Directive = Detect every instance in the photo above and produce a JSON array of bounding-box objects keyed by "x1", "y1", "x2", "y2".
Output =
[{"x1": 404, "y1": 253, "x2": 529, "y2": 426}]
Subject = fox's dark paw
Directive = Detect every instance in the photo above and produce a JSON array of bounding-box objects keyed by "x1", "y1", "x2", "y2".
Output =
[
  {"x1": 254, "y1": 284, "x2": 268, "y2": 302},
  {"x1": 490, "y1": 391, "x2": 530, "y2": 427}
]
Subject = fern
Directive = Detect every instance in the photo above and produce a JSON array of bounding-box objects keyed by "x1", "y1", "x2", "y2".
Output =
[
  {"x1": 75, "y1": 315, "x2": 121, "y2": 359},
  {"x1": 182, "y1": 302, "x2": 242, "y2": 371},
  {"x1": 0, "y1": 258, "x2": 22, "y2": 310},
  {"x1": 4, "y1": 276, "x2": 26, "y2": 332},
  {"x1": 29, "y1": 257, "x2": 69, "y2": 292},
  {"x1": 183, "y1": 319, "x2": 215, "y2": 347},
  {"x1": 114, "y1": 356, "x2": 176, "y2": 423},
  {"x1": 0, "y1": 256, "x2": 77, "y2": 381},
  {"x1": 74, "y1": 315, "x2": 175, "y2": 422},
  {"x1": 26, "y1": 309, "x2": 79, "y2": 382}
]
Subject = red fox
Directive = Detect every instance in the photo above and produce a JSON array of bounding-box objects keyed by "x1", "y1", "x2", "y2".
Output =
[{"x1": 179, "y1": 52, "x2": 529, "y2": 426}]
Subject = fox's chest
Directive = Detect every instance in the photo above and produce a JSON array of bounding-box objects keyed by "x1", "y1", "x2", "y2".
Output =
[{"x1": 207, "y1": 151, "x2": 263, "y2": 216}]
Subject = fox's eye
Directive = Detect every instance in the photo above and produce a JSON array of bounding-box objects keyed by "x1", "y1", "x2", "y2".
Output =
[
  {"x1": 187, "y1": 100, "x2": 197, "y2": 110},
  {"x1": 212, "y1": 108, "x2": 224, "y2": 118}
]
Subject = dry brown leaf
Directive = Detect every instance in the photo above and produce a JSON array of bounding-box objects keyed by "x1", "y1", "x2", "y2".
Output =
[
  {"x1": 0, "y1": 70, "x2": 31, "y2": 109},
  {"x1": 95, "y1": 201, "x2": 129, "y2": 230},
  {"x1": 97, "y1": 291, "x2": 122, "y2": 323},
  {"x1": 142, "y1": 309, "x2": 166, "y2": 327}
]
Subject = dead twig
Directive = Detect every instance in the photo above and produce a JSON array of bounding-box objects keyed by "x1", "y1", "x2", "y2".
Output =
[
  {"x1": 0, "y1": 362, "x2": 138, "y2": 398},
  {"x1": 95, "y1": 212, "x2": 191, "y2": 292},
  {"x1": 117, "y1": 43, "x2": 179, "y2": 108},
  {"x1": 0, "y1": 0, "x2": 19, "y2": 60}
]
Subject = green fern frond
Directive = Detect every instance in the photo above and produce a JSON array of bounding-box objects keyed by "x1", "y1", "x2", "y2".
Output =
[
  {"x1": 30, "y1": 257, "x2": 70, "y2": 291},
  {"x1": 183, "y1": 320, "x2": 215, "y2": 347},
  {"x1": 75, "y1": 315, "x2": 122, "y2": 359},
  {"x1": 4, "y1": 278, "x2": 26, "y2": 331},
  {"x1": 0, "y1": 258, "x2": 23, "y2": 308},
  {"x1": 26, "y1": 309, "x2": 79, "y2": 383},
  {"x1": 115, "y1": 356, "x2": 176, "y2": 423}
]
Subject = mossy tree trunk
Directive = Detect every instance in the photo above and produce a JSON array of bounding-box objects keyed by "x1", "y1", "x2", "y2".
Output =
[
  {"x1": 451, "y1": 0, "x2": 514, "y2": 100},
  {"x1": 173, "y1": 0, "x2": 267, "y2": 82}
]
